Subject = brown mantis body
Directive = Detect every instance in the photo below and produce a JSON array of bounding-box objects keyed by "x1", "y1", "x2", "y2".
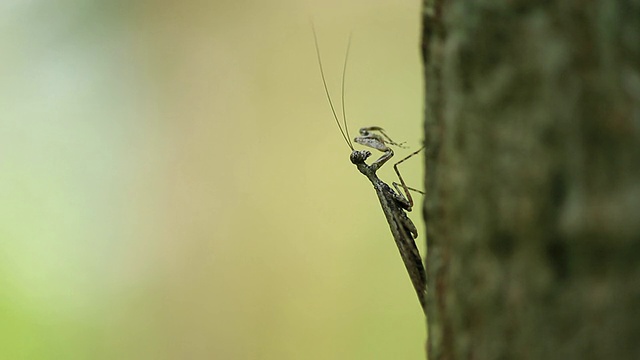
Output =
[{"x1": 313, "y1": 28, "x2": 427, "y2": 313}]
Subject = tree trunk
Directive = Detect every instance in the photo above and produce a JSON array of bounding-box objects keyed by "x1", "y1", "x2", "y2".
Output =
[{"x1": 422, "y1": 1, "x2": 640, "y2": 359}]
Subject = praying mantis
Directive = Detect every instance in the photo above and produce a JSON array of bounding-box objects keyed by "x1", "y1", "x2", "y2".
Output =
[{"x1": 312, "y1": 28, "x2": 427, "y2": 314}]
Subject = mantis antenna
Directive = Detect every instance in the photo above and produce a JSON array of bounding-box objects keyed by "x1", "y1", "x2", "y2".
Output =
[{"x1": 312, "y1": 25, "x2": 354, "y2": 151}]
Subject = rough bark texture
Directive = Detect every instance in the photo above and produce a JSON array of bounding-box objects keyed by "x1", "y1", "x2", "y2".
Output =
[{"x1": 422, "y1": 1, "x2": 640, "y2": 359}]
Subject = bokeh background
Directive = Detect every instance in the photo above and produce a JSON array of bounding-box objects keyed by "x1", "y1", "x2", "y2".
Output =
[{"x1": 0, "y1": 0, "x2": 425, "y2": 358}]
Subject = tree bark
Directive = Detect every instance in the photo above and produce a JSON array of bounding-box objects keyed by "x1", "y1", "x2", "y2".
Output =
[{"x1": 422, "y1": 1, "x2": 640, "y2": 359}]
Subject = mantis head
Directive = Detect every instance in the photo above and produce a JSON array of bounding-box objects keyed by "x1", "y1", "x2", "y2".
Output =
[{"x1": 350, "y1": 150, "x2": 371, "y2": 164}]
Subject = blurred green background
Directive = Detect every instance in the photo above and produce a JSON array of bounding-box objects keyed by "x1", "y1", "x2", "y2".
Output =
[{"x1": 0, "y1": 0, "x2": 425, "y2": 358}]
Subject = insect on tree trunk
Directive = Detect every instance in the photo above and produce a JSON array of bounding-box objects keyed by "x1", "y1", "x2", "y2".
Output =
[{"x1": 422, "y1": 1, "x2": 640, "y2": 359}]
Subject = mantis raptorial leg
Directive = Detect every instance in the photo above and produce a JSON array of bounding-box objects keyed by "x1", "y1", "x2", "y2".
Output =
[{"x1": 313, "y1": 27, "x2": 427, "y2": 314}]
